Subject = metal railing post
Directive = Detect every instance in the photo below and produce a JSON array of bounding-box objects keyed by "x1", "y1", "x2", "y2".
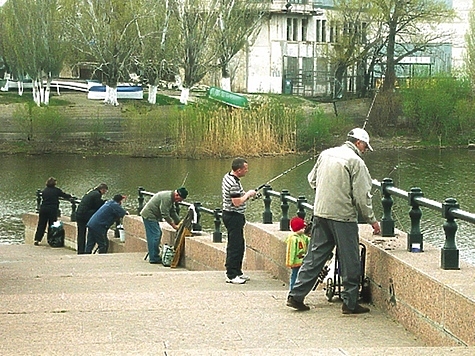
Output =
[
  {"x1": 297, "y1": 196, "x2": 307, "y2": 220},
  {"x1": 36, "y1": 189, "x2": 42, "y2": 213},
  {"x1": 193, "y1": 202, "x2": 202, "y2": 231},
  {"x1": 280, "y1": 190, "x2": 290, "y2": 231},
  {"x1": 262, "y1": 185, "x2": 272, "y2": 224},
  {"x1": 137, "y1": 187, "x2": 145, "y2": 214},
  {"x1": 70, "y1": 200, "x2": 77, "y2": 222},
  {"x1": 380, "y1": 178, "x2": 395, "y2": 237},
  {"x1": 213, "y1": 208, "x2": 222, "y2": 243},
  {"x1": 407, "y1": 187, "x2": 424, "y2": 252},
  {"x1": 441, "y1": 198, "x2": 460, "y2": 270}
]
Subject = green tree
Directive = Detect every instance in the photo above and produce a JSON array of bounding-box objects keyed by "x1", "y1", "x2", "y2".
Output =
[
  {"x1": 63, "y1": 0, "x2": 149, "y2": 106},
  {"x1": 1, "y1": 0, "x2": 66, "y2": 105},
  {"x1": 375, "y1": 0, "x2": 453, "y2": 93},
  {"x1": 171, "y1": 0, "x2": 220, "y2": 104},
  {"x1": 135, "y1": 0, "x2": 180, "y2": 104}
]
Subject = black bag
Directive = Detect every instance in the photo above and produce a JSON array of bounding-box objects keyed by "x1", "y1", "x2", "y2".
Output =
[{"x1": 47, "y1": 221, "x2": 65, "y2": 248}]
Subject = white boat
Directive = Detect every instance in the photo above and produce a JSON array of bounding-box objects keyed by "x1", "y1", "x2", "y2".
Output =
[{"x1": 87, "y1": 84, "x2": 143, "y2": 100}]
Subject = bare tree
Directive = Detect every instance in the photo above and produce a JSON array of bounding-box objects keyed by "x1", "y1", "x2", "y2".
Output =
[
  {"x1": 63, "y1": 0, "x2": 149, "y2": 106},
  {"x1": 373, "y1": 0, "x2": 454, "y2": 92},
  {"x1": 327, "y1": 0, "x2": 385, "y2": 98},
  {"x1": 1, "y1": 0, "x2": 66, "y2": 105},
  {"x1": 465, "y1": 0, "x2": 475, "y2": 86},
  {"x1": 215, "y1": 0, "x2": 266, "y2": 91},
  {"x1": 135, "y1": 0, "x2": 180, "y2": 104},
  {"x1": 171, "y1": 0, "x2": 220, "y2": 104}
]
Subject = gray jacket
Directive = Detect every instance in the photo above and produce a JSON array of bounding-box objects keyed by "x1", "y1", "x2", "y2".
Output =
[
  {"x1": 307, "y1": 141, "x2": 377, "y2": 224},
  {"x1": 140, "y1": 190, "x2": 180, "y2": 225}
]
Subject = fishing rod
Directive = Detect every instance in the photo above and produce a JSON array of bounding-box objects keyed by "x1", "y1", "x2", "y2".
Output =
[
  {"x1": 362, "y1": 89, "x2": 379, "y2": 130},
  {"x1": 256, "y1": 155, "x2": 316, "y2": 191},
  {"x1": 181, "y1": 172, "x2": 189, "y2": 187}
]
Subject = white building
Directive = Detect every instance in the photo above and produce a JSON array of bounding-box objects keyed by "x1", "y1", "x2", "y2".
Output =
[{"x1": 231, "y1": 0, "x2": 472, "y2": 97}]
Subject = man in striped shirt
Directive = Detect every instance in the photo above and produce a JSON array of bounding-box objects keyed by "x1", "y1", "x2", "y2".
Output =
[{"x1": 222, "y1": 158, "x2": 257, "y2": 284}]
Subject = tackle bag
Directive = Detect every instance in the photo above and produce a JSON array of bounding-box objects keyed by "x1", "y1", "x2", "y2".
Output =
[{"x1": 47, "y1": 221, "x2": 65, "y2": 248}]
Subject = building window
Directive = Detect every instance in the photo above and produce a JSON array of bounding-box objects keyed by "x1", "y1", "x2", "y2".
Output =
[
  {"x1": 303, "y1": 57, "x2": 314, "y2": 85},
  {"x1": 284, "y1": 56, "x2": 299, "y2": 78},
  {"x1": 302, "y1": 18, "x2": 308, "y2": 41},
  {"x1": 329, "y1": 23, "x2": 334, "y2": 43},
  {"x1": 293, "y1": 18, "x2": 298, "y2": 41},
  {"x1": 322, "y1": 20, "x2": 327, "y2": 42},
  {"x1": 316, "y1": 19, "x2": 327, "y2": 43},
  {"x1": 287, "y1": 18, "x2": 292, "y2": 41}
]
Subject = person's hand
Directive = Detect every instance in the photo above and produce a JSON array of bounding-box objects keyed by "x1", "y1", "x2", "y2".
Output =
[
  {"x1": 372, "y1": 221, "x2": 381, "y2": 235},
  {"x1": 247, "y1": 189, "x2": 257, "y2": 198}
]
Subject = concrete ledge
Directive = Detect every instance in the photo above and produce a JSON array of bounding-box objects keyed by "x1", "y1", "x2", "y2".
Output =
[
  {"x1": 360, "y1": 224, "x2": 475, "y2": 347},
  {"x1": 22, "y1": 213, "x2": 475, "y2": 346}
]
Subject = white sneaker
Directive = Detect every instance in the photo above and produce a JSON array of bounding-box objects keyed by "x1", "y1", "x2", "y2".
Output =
[
  {"x1": 239, "y1": 274, "x2": 250, "y2": 281},
  {"x1": 226, "y1": 276, "x2": 246, "y2": 284}
]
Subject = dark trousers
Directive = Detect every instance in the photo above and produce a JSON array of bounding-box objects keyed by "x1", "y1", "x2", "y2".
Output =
[
  {"x1": 76, "y1": 218, "x2": 88, "y2": 254},
  {"x1": 34, "y1": 206, "x2": 58, "y2": 242},
  {"x1": 223, "y1": 211, "x2": 246, "y2": 279},
  {"x1": 85, "y1": 227, "x2": 109, "y2": 254},
  {"x1": 289, "y1": 217, "x2": 360, "y2": 310}
]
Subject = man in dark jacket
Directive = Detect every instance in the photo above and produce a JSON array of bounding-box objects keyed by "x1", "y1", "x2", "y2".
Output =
[
  {"x1": 34, "y1": 177, "x2": 73, "y2": 245},
  {"x1": 75, "y1": 183, "x2": 108, "y2": 254},
  {"x1": 85, "y1": 194, "x2": 128, "y2": 254}
]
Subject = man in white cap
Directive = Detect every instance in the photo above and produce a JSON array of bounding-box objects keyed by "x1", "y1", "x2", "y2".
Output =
[{"x1": 287, "y1": 127, "x2": 380, "y2": 314}]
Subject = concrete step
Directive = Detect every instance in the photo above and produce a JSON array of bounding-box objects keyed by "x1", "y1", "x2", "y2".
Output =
[{"x1": 1, "y1": 245, "x2": 473, "y2": 355}]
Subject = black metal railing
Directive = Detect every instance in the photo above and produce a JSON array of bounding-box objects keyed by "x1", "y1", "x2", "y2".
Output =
[
  {"x1": 36, "y1": 179, "x2": 475, "y2": 271},
  {"x1": 374, "y1": 177, "x2": 475, "y2": 270},
  {"x1": 138, "y1": 180, "x2": 475, "y2": 271},
  {"x1": 36, "y1": 189, "x2": 80, "y2": 222}
]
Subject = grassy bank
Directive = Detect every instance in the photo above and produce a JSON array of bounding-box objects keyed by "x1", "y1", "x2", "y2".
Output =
[{"x1": 0, "y1": 90, "x2": 362, "y2": 157}]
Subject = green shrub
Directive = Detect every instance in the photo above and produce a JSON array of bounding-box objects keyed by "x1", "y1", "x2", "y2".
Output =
[
  {"x1": 13, "y1": 103, "x2": 68, "y2": 141},
  {"x1": 400, "y1": 76, "x2": 472, "y2": 145},
  {"x1": 296, "y1": 107, "x2": 352, "y2": 151}
]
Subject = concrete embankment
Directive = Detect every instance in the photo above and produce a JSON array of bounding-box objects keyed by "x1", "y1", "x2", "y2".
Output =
[{"x1": 13, "y1": 212, "x2": 475, "y2": 354}]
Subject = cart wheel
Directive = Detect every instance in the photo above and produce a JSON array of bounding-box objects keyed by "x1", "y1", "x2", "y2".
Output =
[{"x1": 325, "y1": 279, "x2": 334, "y2": 301}]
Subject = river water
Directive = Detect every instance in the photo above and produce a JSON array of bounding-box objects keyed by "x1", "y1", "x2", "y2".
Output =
[{"x1": 2, "y1": 148, "x2": 475, "y2": 264}]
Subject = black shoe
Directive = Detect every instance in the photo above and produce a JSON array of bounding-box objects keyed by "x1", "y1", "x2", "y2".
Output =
[
  {"x1": 34, "y1": 241, "x2": 39, "y2": 246},
  {"x1": 286, "y1": 296, "x2": 310, "y2": 311},
  {"x1": 342, "y1": 303, "x2": 370, "y2": 314}
]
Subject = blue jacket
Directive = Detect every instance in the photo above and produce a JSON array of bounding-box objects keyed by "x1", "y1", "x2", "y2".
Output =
[{"x1": 87, "y1": 200, "x2": 127, "y2": 234}]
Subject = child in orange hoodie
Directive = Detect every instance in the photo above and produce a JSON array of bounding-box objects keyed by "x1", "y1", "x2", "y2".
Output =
[{"x1": 285, "y1": 217, "x2": 310, "y2": 290}]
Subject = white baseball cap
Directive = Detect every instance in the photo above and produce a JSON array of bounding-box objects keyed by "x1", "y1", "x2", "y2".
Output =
[{"x1": 348, "y1": 128, "x2": 373, "y2": 151}]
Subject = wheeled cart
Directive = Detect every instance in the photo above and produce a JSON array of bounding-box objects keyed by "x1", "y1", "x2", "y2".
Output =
[{"x1": 314, "y1": 243, "x2": 370, "y2": 303}]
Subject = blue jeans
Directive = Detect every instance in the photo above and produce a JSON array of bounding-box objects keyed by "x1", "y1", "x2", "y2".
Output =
[
  {"x1": 289, "y1": 267, "x2": 300, "y2": 290},
  {"x1": 143, "y1": 218, "x2": 162, "y2": 263},
  {"x1": 85, "y1": 227, "x2": 109, "y2": 254}
]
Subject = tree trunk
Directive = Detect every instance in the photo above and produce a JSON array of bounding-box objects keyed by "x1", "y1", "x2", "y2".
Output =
[
  {"x1": 32, "y1": 79, "x2": 41, "y2": 106},
  {"x1": 18, "y1": 81, "x2": 23, "y2": 96},
  {"x1": 180, "y1": 87, "x2": 190, "y2": 105},
  {"x1": 104, "y1": 85, "x2": 119, "y2": 106},
  {"x1": 221, "y1": 77, "x2": 231, "y2": 92},
  {"x1": 44, "y1": 77, "x2": 52, "y2": 106},
  {"x1": 148, "y1": 85, "x2": 158, "y2": 104},
  {"x1": 221, "y1": 65, "x2": 231, "y2": 91}
]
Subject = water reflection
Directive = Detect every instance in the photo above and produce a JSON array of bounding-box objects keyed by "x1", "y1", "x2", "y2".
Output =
[{"x1": 1, "y1": 148, "x2": 475, "y2": 264}]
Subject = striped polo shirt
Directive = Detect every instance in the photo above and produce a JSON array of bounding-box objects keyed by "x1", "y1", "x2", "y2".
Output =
[{"x1": 222, "y1": 172, "x2": 246, "y2": 214}]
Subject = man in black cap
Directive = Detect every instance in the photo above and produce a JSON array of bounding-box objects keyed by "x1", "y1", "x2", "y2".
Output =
[
  {"x1": 76, "y1": 183, "x2": 108, "y2": 254},
  {"x1": 85, "y1": 194, "x2": 128, "y2": 254},
  {"x1": 140, "y1": 187, "x2": 188, "y2": 264}
]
